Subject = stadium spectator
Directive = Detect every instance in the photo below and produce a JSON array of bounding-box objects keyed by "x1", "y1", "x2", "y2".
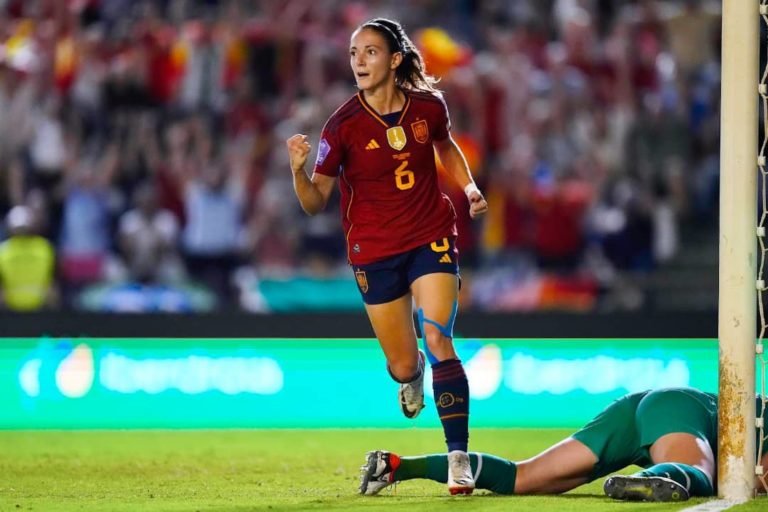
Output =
[
  {"x1": 663, "y1": 0, "x2": 719, "y2": 79},
  {"x1": 177, "y1": 17, "x2": 227, "y2": 113},
  {"x1": 143, "y1": 119, "x2": 190, "y2": 224},
  {"x1": 23, "y1": 94, "x2": 70, "y2": 239},
  {"x1": 117, "y1": 180, "x2": 183, "y2": 284},
  {"x1": 58, "y1": 142, "x2": 122, "y2": 292},
  {"x1": 179, "y1": 117, "x2": 247, "y2": 303},
  {"x1": 0, "y1": 205, "x2": 57, "y2": 311}
]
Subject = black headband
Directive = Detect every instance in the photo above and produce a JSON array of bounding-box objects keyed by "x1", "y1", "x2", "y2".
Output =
[{"x1": 365, "y1": 22, "x2": 403, "y2": 53}]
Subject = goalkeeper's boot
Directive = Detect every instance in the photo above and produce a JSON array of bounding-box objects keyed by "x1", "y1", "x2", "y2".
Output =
[
  {"x1": 447, "y1": 450, "x2": 475, "y2": 495},
  {"x1": 398, "y1": 350, "x2": 426, "y2": 419},
  {"x1": 604, "y1": 475, "x2": 689, "y2": 502},
  {"x1": 359, "y1": 450, "x2": 400, "y2": 496}
]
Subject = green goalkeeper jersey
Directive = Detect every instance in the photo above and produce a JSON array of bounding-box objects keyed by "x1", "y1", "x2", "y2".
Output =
[{"x1": 572, "y1": 387, "x2": 765, "y2": 480}]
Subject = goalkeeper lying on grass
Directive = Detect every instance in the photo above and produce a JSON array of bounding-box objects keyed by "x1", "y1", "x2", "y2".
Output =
[{"x1": 360, "y1": 387, "x2": 768, "y2": 501}]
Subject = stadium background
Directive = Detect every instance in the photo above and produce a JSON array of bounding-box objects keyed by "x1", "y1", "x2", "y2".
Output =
[
  {"x1": 0, "y1": 0, "x2": 730, "y2": 443},
  {"x1": 2, "y1": 1, "x2": 757, "y2": 510},
  {"x1": 0, "y1": 0, "x2": 724, "y2": 422},
  {"x1": 0, "y1": 0, "x2": 722, "y2": 317}
]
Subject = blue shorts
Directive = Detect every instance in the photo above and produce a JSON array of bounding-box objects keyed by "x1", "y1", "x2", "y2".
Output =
[{"x1": 352, "y1": 237, "x2": 459, "y2": 305}]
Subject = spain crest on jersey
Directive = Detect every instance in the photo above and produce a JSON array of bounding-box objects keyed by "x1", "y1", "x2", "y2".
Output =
[
  {"x1": 411, "y1": 120, "x2": 429, "y2": 143},
  {"x1": 355, "y1": 269, "x2": 369, "y2": 293},
  {"x1": 386, "y1": 126, "x2": 407, "y2": 151}
]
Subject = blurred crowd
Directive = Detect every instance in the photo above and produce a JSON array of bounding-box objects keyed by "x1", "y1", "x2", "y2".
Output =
[{"x1": 0, "y1": 0, "x2": 722, "y2": 312}]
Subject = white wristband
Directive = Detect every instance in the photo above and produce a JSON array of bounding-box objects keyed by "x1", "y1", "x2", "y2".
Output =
[{"x1": 464, "y1": 182, "x2": 480, "y2": 198}]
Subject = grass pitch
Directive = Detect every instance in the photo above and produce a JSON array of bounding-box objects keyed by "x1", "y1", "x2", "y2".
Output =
[{"x1": 0, "y1": 429, "x2": 764, "y2": 511}]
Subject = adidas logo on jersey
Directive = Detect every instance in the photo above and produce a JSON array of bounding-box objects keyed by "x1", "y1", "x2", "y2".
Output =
[
  {"x1": 365, "y1": 139, "x2": 380, "y2": 150},
  {"x1": 439, "y1": 254, "x2": 452, "y2": 264}
]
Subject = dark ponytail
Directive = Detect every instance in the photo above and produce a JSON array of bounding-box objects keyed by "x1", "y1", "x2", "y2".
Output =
[{"x1": 358, "y1": 18, "x2": 439, "y2": 93}]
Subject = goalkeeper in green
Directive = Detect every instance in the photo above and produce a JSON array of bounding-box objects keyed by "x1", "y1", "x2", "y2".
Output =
[{"x1": 360, "y1": 387, "x2": 768, "y2": 501}]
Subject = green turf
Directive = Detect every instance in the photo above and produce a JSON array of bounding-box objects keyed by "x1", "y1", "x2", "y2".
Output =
[{"x1": 0, "y1": 429, "x2": 764, "y2": 511}]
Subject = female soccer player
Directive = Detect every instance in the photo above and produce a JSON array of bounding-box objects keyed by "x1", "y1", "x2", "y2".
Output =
[
  {"x1": 359, "y1": 387, "x2": 768, "y2": 501},
  {"x1": 286, "y1": 18, "x2": 488, "y2": 495}
]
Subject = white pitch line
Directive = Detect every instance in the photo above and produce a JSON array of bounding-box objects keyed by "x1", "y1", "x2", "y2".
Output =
[{"x1": 680, "y1": 499, "x2": 747, "y2": 512}]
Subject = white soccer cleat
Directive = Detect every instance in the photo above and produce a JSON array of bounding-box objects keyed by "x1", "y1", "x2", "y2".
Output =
[
  {"x1": 359, "y1": 450, "x2": 400, "y2": 496},
  {"x1": 398, "y1": 350, "x2": 426, "y2": 419},
  {"x1": 447, "y1": 450, "x2": 475, "y2": 495}
]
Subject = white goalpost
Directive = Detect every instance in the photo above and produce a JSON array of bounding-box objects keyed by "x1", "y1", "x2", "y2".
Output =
[
  {"x1": 757, "y1": 1, "x2": 768, "y2": 498},
  {"x1": 719, "y1": 0, "x2": 762, "y2": 502}
]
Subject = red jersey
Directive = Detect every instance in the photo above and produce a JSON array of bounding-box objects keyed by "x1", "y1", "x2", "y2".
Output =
[{"x1": 313, "y1": 90, "x2": 458, "y2": 265}]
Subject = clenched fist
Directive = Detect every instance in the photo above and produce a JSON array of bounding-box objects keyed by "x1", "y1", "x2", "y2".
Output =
[
  {"x1": 466, "y1": 187, "x2": 488, "y2": 219},
  {"x1": 286, "y1": 134, "x2": 311, "y2": 174}
]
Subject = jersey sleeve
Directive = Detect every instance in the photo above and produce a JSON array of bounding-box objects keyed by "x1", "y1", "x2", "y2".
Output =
[
  {"x1": 433, "y1": 93, "x2": 451, "y2": 142},
  {"x1": 312, "y1": 119, "x2": 344, "y2": 177}
]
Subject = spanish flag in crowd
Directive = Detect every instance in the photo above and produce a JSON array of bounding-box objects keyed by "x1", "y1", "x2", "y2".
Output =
[
  {"x1": 415, "y1": 27, "x2": 471, "y2": 78},
  {"x1": 54, "y1": 34, "x2": 78, "y2": 93}
]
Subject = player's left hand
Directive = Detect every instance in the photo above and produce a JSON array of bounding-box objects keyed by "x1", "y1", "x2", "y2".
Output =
[{"x1": 468, "y1": 190, "x2": 488, "y2": 219}]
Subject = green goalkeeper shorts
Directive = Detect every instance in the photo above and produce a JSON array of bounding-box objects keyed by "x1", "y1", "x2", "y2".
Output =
[{"x1": 571, "y1": 388, "x2": 718, "y2": 480}]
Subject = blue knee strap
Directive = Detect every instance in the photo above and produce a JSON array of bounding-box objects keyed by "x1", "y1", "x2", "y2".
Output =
[{"x1": 417, "y1": 300, "x2": 458, "y2": 365}]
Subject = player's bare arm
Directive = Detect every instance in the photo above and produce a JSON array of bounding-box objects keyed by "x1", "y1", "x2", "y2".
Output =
[
  {"x1": 433, "y1": 136, "x2": 488, "y2": 219},
  {"x1": 286, "y1": 134, "x2": 336, "y2": 215}
]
